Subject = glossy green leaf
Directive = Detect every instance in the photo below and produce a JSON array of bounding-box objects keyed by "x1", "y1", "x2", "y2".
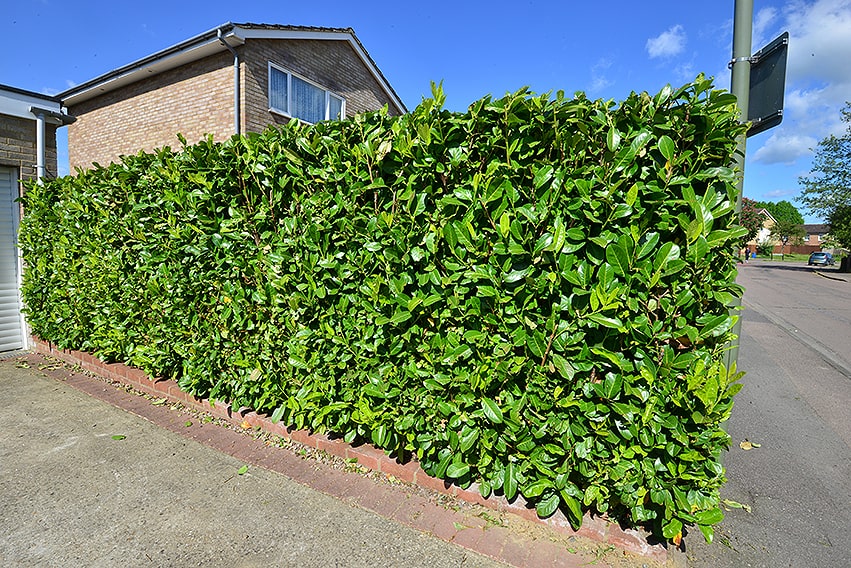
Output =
[
  {"x1": 504, "y1": 463, "x2": 518, "y2": 501},
  {"x1": 658, "y1": 135, "x2": 675, "y2": 161},
  {"x1": 606, "y1": 242, "x2": 631, "y2": 276},
  {"x1": 482, "y1": 398, "x2": 504, "y2": 424},
  {"x1": 560, "y1": 491, "x2": 583, "y2": 529},
  {"x1": 446, "y1": 462, "x2": 471, "y2": 479},
  {"x1": 536, "y1": 493, "x2": 560, "y2": 518}
]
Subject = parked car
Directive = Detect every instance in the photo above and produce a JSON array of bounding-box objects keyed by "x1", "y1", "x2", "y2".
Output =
[{"x1": 807, "y1": 252, "x2": 834, "y2": 266}]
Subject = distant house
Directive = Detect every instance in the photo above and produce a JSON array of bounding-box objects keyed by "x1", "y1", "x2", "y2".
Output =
[
  {"x1": 746, "y1": 207, "x2": 777, "y2": 248},
  {"x1": 0, "y1": 85, "x2": 74, "y2": 351},
  {"x1": 802, "y1": 224, "x2": 830, "y2": 247},
  {"x1": 59, "y1": 22, "x2": 407, "y2": 170}
]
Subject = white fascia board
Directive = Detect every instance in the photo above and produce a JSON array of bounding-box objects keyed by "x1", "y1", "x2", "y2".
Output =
[
  {"x1": 62, "y1": 35, "x2": 244, "y2": 107},
  {"x1": 233, "y1": 26, "x2": 406, "y2": 113},
  {"x1": 0, "y1": 89, "x2": 62, "y2": 121}
]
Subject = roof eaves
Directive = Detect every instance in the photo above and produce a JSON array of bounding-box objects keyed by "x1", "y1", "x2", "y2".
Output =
[
  {"x1": 0, "y1": 83, "x2": 62, "y2": 104},
  {"x1": 59, "y1": 22, "x2": 407, "y2": 114},
  {"x1": 59, "y1": 22, "x2": 239, "y2": 105}
]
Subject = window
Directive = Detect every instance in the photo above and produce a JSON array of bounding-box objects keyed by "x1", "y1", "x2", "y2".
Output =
[{"x1": 268, "y1": 63, "x2": 345, "y2": 123}]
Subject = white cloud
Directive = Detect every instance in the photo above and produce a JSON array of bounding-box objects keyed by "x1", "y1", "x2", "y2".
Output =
[
  {"x1": 762, "y1": 188, "x2": 799, "y2": 198},
  {"x1": 783, "y1": 0, "x2": 851, "y2": 87},
  {"x1": 784, "y1": 87, "x2": 847, "y2": 136},
  {"x1": 747, "y1": 1, "x2": 851, "y2": 170},
  {"x1": 646, "y1": 25, "x2": 687, "y2": 59},
  {"x1": 751, "y1": 130, "x2": 817, "y2": 165},
  {"x1": 752, "y1": 7, "x2": 779, "y2": 50},
  {"x1": 588, "y1": 58, "x2": 613, "y2": 93},
  {"x1": 674, "y1": 60, "x2": 696, "y2": 83}
]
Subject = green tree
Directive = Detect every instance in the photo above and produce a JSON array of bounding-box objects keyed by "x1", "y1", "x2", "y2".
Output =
[
  {"x1": 799, "y1": 102, "x2": 851, "y2": 270},
  {"x1": 753, "y1": 200, "x2": 804, "y2": 225},
  {"x1": 770, "y1": 219, "x2": 806, "y2": 260},
  {"x1": 799, "y1": 103, "x2": 851, "y2": 221},
  {"x1": 826, "y1": 204, "x2": 851, "y2": 252},
  {"x1": 739, "y1": 197, "x2": 765, "y2": 245}
]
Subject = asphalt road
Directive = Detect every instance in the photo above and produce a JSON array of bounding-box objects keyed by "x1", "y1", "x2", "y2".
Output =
[{"x1": 682, "y1": 260, "x2": 851, "y2": 568}]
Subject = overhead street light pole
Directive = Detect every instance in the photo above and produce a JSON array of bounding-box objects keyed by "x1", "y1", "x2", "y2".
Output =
[{"x1": 726, "y1": 0, "x2": 753, "y2": 371}]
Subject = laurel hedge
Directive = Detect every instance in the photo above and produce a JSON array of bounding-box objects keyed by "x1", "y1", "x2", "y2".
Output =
[{"x1": 20, "y1": 76, "x2": 747, "y2": 543}]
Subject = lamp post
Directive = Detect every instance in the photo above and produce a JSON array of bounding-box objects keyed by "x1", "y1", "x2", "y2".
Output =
[{"x1": 725, "y1": 0, "x2": 753, "y2": 371}]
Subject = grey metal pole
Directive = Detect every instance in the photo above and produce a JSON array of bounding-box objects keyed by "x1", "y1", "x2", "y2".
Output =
[
  {"x1": 35, "y1": 113, "x2": 46, "y2": 184},
  {"x1": 726, "y1": 0, "x2": 753, "y2": 370},
  {"x1": 217, "y1": 28, "x2": 241, "y2": 136}
]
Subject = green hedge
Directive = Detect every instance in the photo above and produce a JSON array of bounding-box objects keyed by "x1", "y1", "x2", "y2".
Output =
[{"x1": 20, "y1": 76, "x2": 747, "y2": 543}]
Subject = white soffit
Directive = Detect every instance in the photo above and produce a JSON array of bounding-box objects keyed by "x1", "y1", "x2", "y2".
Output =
[
  {"x1": 61, "y1": 35, "x2": 244, "y2": 107},
  {"x1": 0, "y1": 88, "x2": 62, "y2": 121}
]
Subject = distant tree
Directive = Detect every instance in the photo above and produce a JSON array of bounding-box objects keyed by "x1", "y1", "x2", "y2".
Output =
[
  {"x1": 739, "y1": 197, "x2": 765, "y2": 245},
  {"x1": 753, "y1": 200, "x2": 804, "y2": 225},
  {"x1": 798, "y1": 102, "x2": 851, "y2": 270},
  {"x1": 770, "y1": 219, "x2": 806, "y2": 260},
  {"x1": 798, "y1": 102, "x2": 851, "y2": 221},
  {"x1": 827, "y1": 204, "x2": 851, "y2": 254}
]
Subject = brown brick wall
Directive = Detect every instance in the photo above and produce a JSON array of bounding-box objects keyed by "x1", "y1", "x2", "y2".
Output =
[
  {"x1": 0, "y1": 113, "x2": 58, "y2": 182},
  {"x1": 67, "y1": 52, "x2": 235, "y2": 170},
  {"x1": 242, "y1": 38, "x2": 403, "y2": 133}
]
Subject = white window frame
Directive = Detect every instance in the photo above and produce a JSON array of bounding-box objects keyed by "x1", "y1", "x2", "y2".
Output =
[{"x1": 268, "y1": 62, "x2": 345, "y2": 123}]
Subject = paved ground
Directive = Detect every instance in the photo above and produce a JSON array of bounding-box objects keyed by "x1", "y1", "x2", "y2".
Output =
[
  {"x1": 0, "y1": 359, "x2": 510, "y2": 568},
  {"x1": 0, "y1": 354, "x2": 650, "y2": 568},
  {"x1": 3, "y1": 258, "x2": 849, "y2": 568},
  {"x1": 681, "y1": 260, "x2": 851, "y2": 568}
]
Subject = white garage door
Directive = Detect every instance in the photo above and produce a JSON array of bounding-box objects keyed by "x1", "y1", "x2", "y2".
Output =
[{"x1": 0, "y1": 167, "x2": 25, "y2": 352}]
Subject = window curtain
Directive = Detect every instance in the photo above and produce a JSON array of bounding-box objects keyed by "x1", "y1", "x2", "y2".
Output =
[
  {"x1": 292, "y1": 76, "x2": 325, "y2": 123},
  {"x1": 269, "y1": 67, "x2": 289, "y2": 114}
]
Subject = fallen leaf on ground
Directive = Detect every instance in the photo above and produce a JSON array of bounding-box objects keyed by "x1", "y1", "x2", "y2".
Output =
[
  {"x1": 111, "y1": 435, "x2": 126, "y2": 441},
  {"x1": 739, "y1": 439, "x2": 761, "y2": 450},
  {"x1": 722, "y1": 499, "x2": 752, "y2": 513},
  {"x1": 237, "y1": 465, "x2": 249, "y2": 475},
  {"x1": 240, "y1": 419, "x2": 251, "y2": 429}
]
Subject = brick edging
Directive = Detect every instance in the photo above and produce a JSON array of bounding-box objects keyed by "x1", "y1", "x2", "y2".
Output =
[{"x1": 32, "y1": 337, "x2": 667, "y2": 562}]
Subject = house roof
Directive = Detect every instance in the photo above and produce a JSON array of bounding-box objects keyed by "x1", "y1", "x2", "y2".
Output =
[
  {"x1": 58, "y1": 22, "x2": 407, "y2": 113},
  {"x1": 753, "y1": 207, "x2": 777, "y2": 224},
  {"x1": 803, "y1": 224, "x2": 830, "y2": 234},
  {"x1": 1, "y1": 84, "x2": 72, "y2": 123}
]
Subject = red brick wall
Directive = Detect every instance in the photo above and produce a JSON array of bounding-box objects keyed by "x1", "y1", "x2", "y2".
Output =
[
  {"x1": 772, "y1": 244, "x2": 821, "y2": 255},
  {"x1": 66, "y1": 52, "x2": 235, "y2": 170}
]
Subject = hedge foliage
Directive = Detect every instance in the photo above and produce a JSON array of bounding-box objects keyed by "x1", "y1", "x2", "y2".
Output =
[{"x1": 20, "y1": 76, "x2": 747, "y2": 543}]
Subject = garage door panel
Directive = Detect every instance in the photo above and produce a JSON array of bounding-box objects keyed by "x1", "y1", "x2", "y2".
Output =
[{"x1": 0, "y1": 167, "x2": 23, "y2": 351}]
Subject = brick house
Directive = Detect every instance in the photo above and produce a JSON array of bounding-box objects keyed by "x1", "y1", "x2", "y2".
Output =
[
  {"x1": 60, "y1": 22, "x2": 407, "y2": 170},
  {"x1": 802, "y1": 224, "x2": 830, "y2": 247},
  {"x1": 0, "y1": 85, "x2": 75, "y2": 351}
]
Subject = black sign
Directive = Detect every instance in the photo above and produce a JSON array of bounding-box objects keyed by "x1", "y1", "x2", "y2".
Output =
[{"x1": 747, "y1": 31, "x2": 789, "y2": 137}]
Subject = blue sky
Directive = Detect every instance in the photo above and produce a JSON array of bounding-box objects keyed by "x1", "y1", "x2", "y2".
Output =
[{"x1": 5, "y1": 1, "x2": 851, "y2": 223}]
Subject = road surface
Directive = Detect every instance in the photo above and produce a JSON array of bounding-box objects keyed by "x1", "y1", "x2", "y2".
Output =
[{"x1": 683, "y1": 260, "x2": 851, "y2": 568}]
